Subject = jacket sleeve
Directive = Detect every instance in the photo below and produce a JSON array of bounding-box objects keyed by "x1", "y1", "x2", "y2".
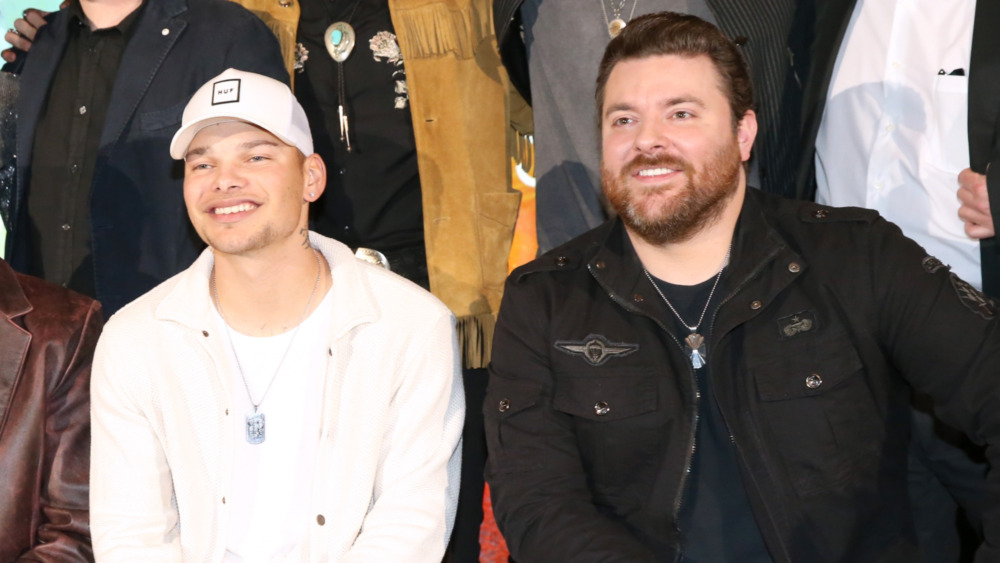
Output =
[
  {"x1": 341, "y1": 310, "x2": 465, "y2": 562},
  {"x1": 18, "y1": 299, "x2": 103, "y2": 562},
  {"x1": 484, "y1": 276, "x2": 659, "y2": 562},
  {"x1": 89, "y1": 330, "x2": 182, "y2": 561},
  {"x1": 865, "y1": 217, "x2": 1000, "y2": 560}
]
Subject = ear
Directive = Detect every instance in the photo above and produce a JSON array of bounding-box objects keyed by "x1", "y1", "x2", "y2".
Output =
[
  {"x1": 736, "y1": 109, "x2": 758, "y2": 163},
  {"x1": 302, "y1": 154, "x2": 327, "y2": 202}
]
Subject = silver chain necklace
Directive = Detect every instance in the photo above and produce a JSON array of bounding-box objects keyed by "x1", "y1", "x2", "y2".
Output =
[
  {"x1": 600, "y1": 0, "x2": 639, "y2": 38},
  {"x1": 644, "y1": 246, "x2": 731, "y2": 369},
  {"x1": 211, "y1": 248, "x2": 322, "y2": 444}
]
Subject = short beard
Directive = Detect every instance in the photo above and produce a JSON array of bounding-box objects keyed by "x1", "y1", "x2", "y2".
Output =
[{"x1": 603, "y1": 141, "x2": 742, "y2": 245}]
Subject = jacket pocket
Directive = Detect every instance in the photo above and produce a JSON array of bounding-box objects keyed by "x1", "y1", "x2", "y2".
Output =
[
  {"x1": 139, "y1": 102, "x2": 185, "y2": 131},
  {"x1": 553, "y1": 372, "x2": 663, "y2": 497},
  {"x1": 750, "y1": 335, "x2": 882, "y2": 498}
]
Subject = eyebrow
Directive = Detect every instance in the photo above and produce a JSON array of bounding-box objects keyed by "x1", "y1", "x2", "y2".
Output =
[
  {"x1": 185, "y1": 138, "x2": 281, "y2": 161},
  {"x1": 603, "y1": 95, "x2": 707, "y2": 118}
]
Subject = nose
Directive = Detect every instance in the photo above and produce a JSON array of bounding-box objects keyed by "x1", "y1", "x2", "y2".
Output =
[
  {"x1": 214, "y1": 161, "x2": 247, "y2": 192},
  {"x1": 633, "y1": 118, "x2": 668, "y2": 154}
]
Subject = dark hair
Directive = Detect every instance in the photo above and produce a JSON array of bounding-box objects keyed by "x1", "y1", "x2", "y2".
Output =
[{"x1": 595, "y1": 12, "x2": 755, "y2": 128}]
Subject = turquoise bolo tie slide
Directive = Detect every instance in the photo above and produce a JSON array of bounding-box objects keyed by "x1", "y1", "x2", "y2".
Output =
[{"x1": 324, "y1": 21, "x2": 357, "y2": 151}]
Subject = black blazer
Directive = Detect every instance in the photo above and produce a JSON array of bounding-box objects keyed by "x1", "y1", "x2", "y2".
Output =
[
  {"x1": 795, "y1": 0, "x2": 1000, "y2": 297},
  {"x1": 6, "y1": 0, "x2": 288, "y2": 315}
]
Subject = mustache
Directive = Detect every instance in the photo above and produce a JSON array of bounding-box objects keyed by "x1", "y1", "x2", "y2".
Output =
[{"x1": 623, "y1": 153, "x2": 690, "y2": 176}]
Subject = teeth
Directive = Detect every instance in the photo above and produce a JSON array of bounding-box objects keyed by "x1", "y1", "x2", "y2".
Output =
[
  {"x1": 214, "y1": 202, "x2": 257, "y2": 215},
  {"x1": 638, "y1": 168, "x2": 675, "y2": 177}
]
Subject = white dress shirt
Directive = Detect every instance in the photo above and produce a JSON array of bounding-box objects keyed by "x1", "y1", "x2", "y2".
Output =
[{"x1": 816, "y1": 0, "x2": 980, "y2": 288}]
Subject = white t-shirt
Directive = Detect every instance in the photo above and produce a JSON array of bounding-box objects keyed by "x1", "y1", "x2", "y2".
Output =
[{"x1": 220, "y1": 288, "x2": 333, "y2": 562}]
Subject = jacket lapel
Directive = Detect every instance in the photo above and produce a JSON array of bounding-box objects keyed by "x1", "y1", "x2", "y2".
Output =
[
  {"x1": 967, "y1": 1, "x2": 1000, "y2": 172},
  {"x1": 99, "y1": 0, "x2": 188, "y2": 148},
  {"x1": 14, "y1": 10, "x2": 71, "y2": 224},
  {"x1": 0, "y1": 263, "x2": 32, "y2": 435}
]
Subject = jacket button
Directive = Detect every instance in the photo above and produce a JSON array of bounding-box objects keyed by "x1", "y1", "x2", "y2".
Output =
[
  {"x1": 813, "y1": 209, "x2": 828, "y2": 219},
  {"x1": 556, "y1": 256, "x2": 568, "y2": 266},
  {"x1": 499, "y1": 399, "x2": 511, "y2": 412},
  {"x1": 594, "y1": 401, "x2": 610, "y2": 416},
  {"x1": 316, "y1": 514, "x2": 325, "y2": 525},
  {"x1": 595, "y1": 260, "x2": 606, "y2": 270},
  {"x1": 633, "y1": 293, "x2": 644, "y2": 303},
  {"x1": 805, "y1": 374, "x2": 823, "y2": 389},
  {"x1": 788, "y1": 262, "x2": 801, "y2": 273},
  {"x1": 750, "y1": 300, "x2": 762, "y2": 310}
]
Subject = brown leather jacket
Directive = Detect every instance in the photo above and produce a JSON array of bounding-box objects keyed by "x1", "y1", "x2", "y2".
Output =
[{"x1": 0, "y1": 259, "x2": 102, "y2": 561}]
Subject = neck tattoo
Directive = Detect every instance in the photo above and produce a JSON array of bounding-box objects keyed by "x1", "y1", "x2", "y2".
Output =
[
  {"x1": 644, "y1": 245, "x2": 731, "y2": 370},
  {"x1": 212, "y1": 247, "x2": 322, "y2": 444}
]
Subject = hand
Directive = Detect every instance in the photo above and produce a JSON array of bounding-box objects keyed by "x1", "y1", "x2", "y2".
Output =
[
  {"x1": 957, "y1": 167, "x2": 995, "y2": 239},
  {"x1": 2, "y1": 7, "x2": 55, "y2": 63}
]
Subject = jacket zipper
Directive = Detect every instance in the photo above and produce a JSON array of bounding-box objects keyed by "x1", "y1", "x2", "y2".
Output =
[
  {"x1": 699, "y1": 248, "x2": 792, "y2": 562},
  {"x1": 589, "y1": 265, "x2": 700, "y2": 562}
]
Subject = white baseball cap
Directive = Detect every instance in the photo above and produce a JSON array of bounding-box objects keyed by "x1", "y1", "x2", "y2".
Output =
[{"x1": 169, "y1": 68, "x2": 313, "y2": 159}]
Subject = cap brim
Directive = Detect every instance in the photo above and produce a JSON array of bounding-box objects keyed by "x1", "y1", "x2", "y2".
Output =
[{"x1": 169, "y1": 116, "x2": 303, "y2": 160}]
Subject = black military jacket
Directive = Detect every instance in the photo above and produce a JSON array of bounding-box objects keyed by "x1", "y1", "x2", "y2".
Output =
[{"x1": 485, "y1": 188, "x2": 1000, "y2": 562}]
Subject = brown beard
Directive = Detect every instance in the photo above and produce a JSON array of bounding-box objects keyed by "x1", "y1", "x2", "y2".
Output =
[{"x1": 603, "y1": 138, "x2": 742, "y2": 245}]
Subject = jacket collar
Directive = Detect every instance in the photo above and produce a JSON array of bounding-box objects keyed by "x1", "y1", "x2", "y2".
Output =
[
  {"x1": 155, "y1": 233, "x2": 378, "y2": 341},
  {"x1": 581, "y1": 188, "x2": 806, "y2": 335},
  {"x1": 0, "y1": 261, "x2": 33, "y2": 433}
]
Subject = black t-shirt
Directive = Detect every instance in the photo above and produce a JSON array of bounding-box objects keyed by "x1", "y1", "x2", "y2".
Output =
[
  {"x1": 649, "y1": 273, "x2": 772, "y2": 562},
  {"x1": 295, "y1": 0, "x2": 423, "y2": 254}
]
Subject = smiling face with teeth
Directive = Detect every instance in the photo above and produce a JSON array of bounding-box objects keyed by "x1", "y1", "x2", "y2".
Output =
[
  {"x1": 600, "y1": 54, "x2": 757, "y2": 245},
  {"x1": 183, "y1": 120, "x2": 325, "y2": 257}
]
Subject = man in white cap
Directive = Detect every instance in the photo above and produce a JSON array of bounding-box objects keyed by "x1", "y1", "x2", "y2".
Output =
[{"x1": 89, "y1": 68, "x2": 464, "y2": 561}]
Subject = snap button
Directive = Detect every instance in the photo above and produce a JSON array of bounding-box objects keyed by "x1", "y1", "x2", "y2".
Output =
[
  {"x1": 595, "y1": 260, "x2": 606, "y2": 270},
  {"x1": 161, "y1": 28, "x2": 169, "y2": 36},
  {"x1": 805, "y1": 374, "x2": 823, "y2": 389},
  {"x1": 499, "y1": 399, "x2": 511, "y2": 412},
  {"x1": 556, "y1": 256, "x2": 568, "y2": 266},
  {"x1": 750, "y1": 300, "x2": 762, "y2": 310},
  {"x1": 788, "y1": 262, "x2": 801, "y2": 273},
  {"x1": 316, "y1": 514, "x2": 325, "y2": 525},
  {"x1": 813, "y1": 209, "x2": 828, "y2": 219},
  {"x1": 594, "y1": 401, "x2": 610, "y2": 416},
  {"x1": 633, "y1": 293, "x2": 644, "y2": 303}
]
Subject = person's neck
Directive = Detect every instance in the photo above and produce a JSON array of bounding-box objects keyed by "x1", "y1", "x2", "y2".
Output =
[
  {"x1": 212, "y1": 244, "x2": 331, "y2": 337},
  {"x1": 79, "y1": 0, "x2": 142, "y2": 30},
  {"x1": 631, "y1": 183, "x2": 745, "y2": 286}
]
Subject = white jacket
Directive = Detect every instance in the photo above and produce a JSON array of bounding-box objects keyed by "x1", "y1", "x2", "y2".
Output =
[{"x1": 90, "y1": 233, "x2": 464, "y2": 562}]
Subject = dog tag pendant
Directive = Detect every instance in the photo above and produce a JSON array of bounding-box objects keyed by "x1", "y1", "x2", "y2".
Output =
[
  {"x1": 246, "y1": 411, "x2": 265, "y2": 444},
  {"x1": 685, "y1": 332, "x2": 706, "y2": 369}
]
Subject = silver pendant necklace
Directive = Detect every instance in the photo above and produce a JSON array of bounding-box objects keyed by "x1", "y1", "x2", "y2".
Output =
[
  {"x1": 212, "y1": 248, "x2": 322, "y2": 444},
  {"x1": 323, "y1": 0, "x2": 364, "y2": 151},
  {"x1": 644, "y1": 246, "x2": 731, "y2": 369},
  {"x1": 600, "y1": 0, "x2": 639, "y2": 38}
]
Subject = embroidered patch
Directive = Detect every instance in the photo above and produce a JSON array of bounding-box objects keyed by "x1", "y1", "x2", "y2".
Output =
[
  {"x1": 777, "y1": 311, "x2": 816, "y2": 338},
  {"x1": 369, "y1": 31, "x2": 408, "y2": 109},
  {"x1": 922, "y1": 255, "x2": 948, "y2": 274},
  {"x1": 211, "y1": 78, "x2": 240, "y2": 105},
  {"x1": 951, "y1": 273, "x2": 997, "y2": 320},
  {"x1": 554, "y1": 334, "x2": 639, "y2": 366}
]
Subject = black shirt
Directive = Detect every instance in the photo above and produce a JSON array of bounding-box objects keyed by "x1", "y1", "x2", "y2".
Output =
[
  {"x1": 26, "y1": 1, "x2": 143, "y2": 295},
  {"x1": 296, "y1": 0, "x2": 423, "y2": 258},
  {"x1": 649, "y1": 273, "x2": 772, "y2": 562}
]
